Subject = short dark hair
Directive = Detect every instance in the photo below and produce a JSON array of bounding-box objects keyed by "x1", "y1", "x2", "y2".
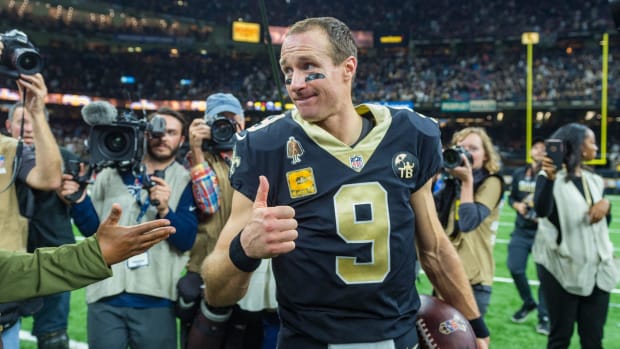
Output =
[
  {"x1": 286, "y1": 17, "x2": 357, "y2": 65},
  {"x1": 149, "y1": 107, "x2": 187, "y2": 134}
]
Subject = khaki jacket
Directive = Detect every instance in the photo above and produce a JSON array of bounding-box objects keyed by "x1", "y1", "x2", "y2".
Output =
[
  {"x1": 0, "y1": 135, "x2": 28, "y2": 252},
  {"x1": 0, "y1": 237, "x2": 111, "y2": 303}
]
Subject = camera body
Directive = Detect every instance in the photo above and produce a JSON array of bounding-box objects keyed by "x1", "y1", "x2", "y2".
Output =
[
  {"x1": 202, "y1": 114, "x2": 237, "y2": 151},
  {"x1": 88, "y1": 111, "x2": 166, "y2": 171},
  {"x1": 523, "y1": 206, "x2": 537, "y2": 221},
  {"x1": 0, "y1": 29, "x2": 43, "y2": 78},
  {"x1": 544, "y1": 138, "x2": 564, "y2": 169},
  {"x1": 143, "y1": 169, "x2": 165, "y2": 206},
  {"x1": 443, "y1": 145, "x2": 473, "y2": 169}
]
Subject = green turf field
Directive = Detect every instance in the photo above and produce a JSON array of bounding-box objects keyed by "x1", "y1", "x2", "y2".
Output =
[{"x1": 19, "y1": 195, "x2": 620, "y2": 348}]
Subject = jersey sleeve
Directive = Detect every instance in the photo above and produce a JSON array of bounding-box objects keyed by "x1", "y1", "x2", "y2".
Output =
[
  {"x1": 229, "y1": 114, "x2": 292, "y2": 206},
  {"x1": 406, "y1": 110, "x2": 443, "y2": 192},
  {"x1": 229, "y1": 132, "x2": 261, "y2": 202}
]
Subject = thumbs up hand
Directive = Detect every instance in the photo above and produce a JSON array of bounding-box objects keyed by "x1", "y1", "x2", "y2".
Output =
[{"x1": 239, "y1": 175, "x2": 298, "y2": 258}]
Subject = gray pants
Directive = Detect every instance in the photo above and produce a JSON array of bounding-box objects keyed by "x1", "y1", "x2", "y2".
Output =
[
  {"x1": 87, "y1": 302, "x2": 177, "y2": 349},
  {"x1": 472, "y1": 283, "x2": 492, "y2": 317}
]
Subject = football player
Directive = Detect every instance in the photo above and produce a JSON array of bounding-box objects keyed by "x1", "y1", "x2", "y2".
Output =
[{"x1": 203, "y1": 17, "x2": 490, "y2": 349}]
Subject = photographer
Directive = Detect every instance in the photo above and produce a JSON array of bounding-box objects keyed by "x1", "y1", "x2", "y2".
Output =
[
  {"x1": 5, "y1": 101, "x2": 79, "y2": 349},
  {"x1": 506, "y1": 137, "x2": 549, "y2": 335},
  {"x1": 433, "y1": 127, "x2": 503, "y2": 318},
  {"x1": 0, "y1": 35, "x2": 62, "y2": 348},
  {"x1": 60, "y1": 107, "x2": 198, "y2": 349},
  {"x1": 179, "y1": 93, "x2": 277, "y2": 349}
]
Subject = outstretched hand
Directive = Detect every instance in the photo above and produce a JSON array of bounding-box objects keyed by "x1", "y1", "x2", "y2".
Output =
[
  {"x1": 239, "y1": 175, "x2": 298, "y2": 258},
  {"x1": 96, "y1": 203, "x2": 176, "y2": 265}
]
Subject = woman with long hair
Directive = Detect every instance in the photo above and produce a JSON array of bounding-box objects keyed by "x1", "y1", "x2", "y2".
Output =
[
  {"x1": 533, "y1": 123, "x2": 618, "y2": 349},
  {"x1": 434, "y1": 127, "x2": 504, "y2": 318}
]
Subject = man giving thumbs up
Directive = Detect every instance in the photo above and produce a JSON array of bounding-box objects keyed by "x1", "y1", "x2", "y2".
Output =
[{"x1": 203, "y1": 16, "x2": 489, "y2": 349}]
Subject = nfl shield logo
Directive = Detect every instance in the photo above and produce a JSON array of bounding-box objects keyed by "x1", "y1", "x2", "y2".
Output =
[{"x1": 349, "y1": 155, "x2": 364, "y2": 170}]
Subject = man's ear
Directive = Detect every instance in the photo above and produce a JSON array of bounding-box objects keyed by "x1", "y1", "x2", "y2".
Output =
[{"x1": 342, "y1": 56, "x2": 357, "y2": 82}]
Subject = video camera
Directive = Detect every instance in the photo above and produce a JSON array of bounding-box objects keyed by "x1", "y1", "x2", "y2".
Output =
[
  {"x1": 202, "y1": 113, "x2": 237, "y2": 151},
  {"x1": 0, "y1": 29, "x2": 42, "y2": 78},
  {"x1": 82, "y1": 101, "x2": 166, "y2": 173},
  {"x1": 63, "y1": 101, "x2": 168, "y2": 205},
  {"x1": 89, "y1": 111, "x2": 166, "y2": 171},
  {"x1": 442, "y1": 145, "x2": 473, "y2": 169}
]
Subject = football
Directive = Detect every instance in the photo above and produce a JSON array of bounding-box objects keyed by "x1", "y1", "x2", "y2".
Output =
[{"x1": 415, "y1": 294, "x2": 478, "y2": 349}]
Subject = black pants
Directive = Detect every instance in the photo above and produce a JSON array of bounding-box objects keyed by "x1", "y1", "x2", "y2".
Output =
[
  {"x1": 507, "y1": 227, "x2": 548, "y2": 320},
  {"x1": 538, "y1": 264, "x2": 610, "y2": 349}
]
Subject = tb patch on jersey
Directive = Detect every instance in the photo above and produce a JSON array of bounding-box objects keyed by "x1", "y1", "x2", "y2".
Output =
[
  {"x1": 286, "y1": 167, "x2": 316, "y2": 199},
  {"x1": 392, "y1": 152, "x2": 418, "y2": 181}
]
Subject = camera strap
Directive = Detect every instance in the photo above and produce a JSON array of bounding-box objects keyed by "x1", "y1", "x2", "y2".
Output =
[{"x1": 581, "y1": 175, "x2": 593, "y2": 207}]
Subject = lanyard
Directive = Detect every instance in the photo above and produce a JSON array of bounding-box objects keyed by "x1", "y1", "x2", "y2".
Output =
[
  {"x1": 131, "y1": 176, "x2": 151, "y2": 223},
  {"x1": 135, "y1": 196, "x2": 151, "y2": 223}
]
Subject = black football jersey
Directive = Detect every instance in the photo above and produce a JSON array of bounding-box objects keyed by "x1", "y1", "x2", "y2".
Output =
[{"x1": 230, "y1": 104, "x2": 442, "y2": 344}]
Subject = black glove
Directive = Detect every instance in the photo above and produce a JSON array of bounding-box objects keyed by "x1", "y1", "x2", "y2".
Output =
[{"x1": 175, "y1": 272, "x2": 204, "y2": 323}]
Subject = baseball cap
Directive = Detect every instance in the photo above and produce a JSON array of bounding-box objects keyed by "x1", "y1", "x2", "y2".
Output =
[{"x1": 205, "y1": 93, "x2": 244, "y2": 119}]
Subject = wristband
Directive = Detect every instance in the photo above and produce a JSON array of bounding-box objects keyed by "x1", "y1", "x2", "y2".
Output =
[
  {"x1": 229, "y1": 231, "x2": 261, "y2": 272},
  {"x1": 201, "y1": 300, "x2": 232, "y2": 322},
  {"x1": 469, "y1": 317, "x2": 490, "y2": 338}
]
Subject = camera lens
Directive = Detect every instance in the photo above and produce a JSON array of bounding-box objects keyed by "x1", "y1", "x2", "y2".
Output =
[
  {"x1": 442, "y1": 148, "x2": 462, "y2": 169},
  {"x1": 12, "y1": 48, "x2": 42, "y2": 75},
  {"x1": 104, "y1": 131, "x2": 129, "y2": 154},
  {"x1": 211, "y1": 118, "x2": 236, "y2": 143}
]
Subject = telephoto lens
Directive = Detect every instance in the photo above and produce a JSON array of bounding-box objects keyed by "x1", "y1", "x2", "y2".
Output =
[{"x1": 0, "y1": 29, "x2": 42, "y2": 77}]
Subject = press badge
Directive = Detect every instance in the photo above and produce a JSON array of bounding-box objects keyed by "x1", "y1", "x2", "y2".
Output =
[
  {"x1": 0, "y1": 155, "x2": 6, "y2": 174},
  {"x1": 126, "y1": 251, "x2": 149, "y2": 269}
]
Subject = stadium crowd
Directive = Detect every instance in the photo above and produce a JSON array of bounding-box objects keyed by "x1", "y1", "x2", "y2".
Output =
[
  {"x1": 0, "y1": 43, "x2": 615, "y2": 107},
  {"x1": 0, "y1": 0, "x2": 618, "y2": 106},
  {"x1": 104, "y1": 0, "x2": 612, "y2": 38}
]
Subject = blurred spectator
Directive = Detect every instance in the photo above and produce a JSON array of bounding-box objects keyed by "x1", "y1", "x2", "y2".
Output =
[{"x1": 506, "y1": 137, "x2": 549, "y2": 335}]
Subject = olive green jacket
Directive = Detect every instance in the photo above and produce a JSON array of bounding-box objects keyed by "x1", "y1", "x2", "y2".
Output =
[{"x1": 0, "y1": 236, "x2": 112, "y2": 303}]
